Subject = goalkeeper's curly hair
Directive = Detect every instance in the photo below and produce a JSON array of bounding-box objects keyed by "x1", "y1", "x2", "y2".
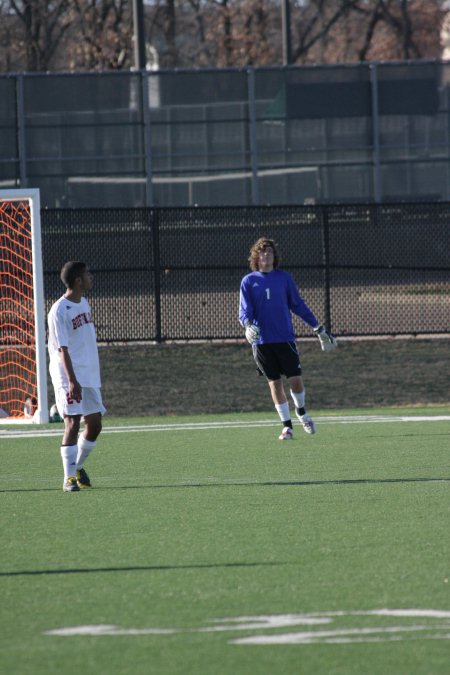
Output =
[{"x1": 248, "y1": 237, "x2": 280, "y2": 271}]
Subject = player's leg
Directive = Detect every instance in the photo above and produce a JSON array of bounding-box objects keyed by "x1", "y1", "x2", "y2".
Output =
[
  {"x1": 288, "y1": 374, "x2": 316, "y2": 434},
  {"x1": 288, "y1": 374, "x2": 305, "y2": 409},
  {"x1": 281, "y1": 342, "x2": 316, "y2": 435},
  {"x1": 54, "y1": 386, "x2": 82, "y2": 491},
  {"x1": 268, "y1": 378, "x2": 294, "y2": 440},
  {"x1": 76, "y1": 388, "x2": 106, "y2": 488},
  {"x1": 61, "y1": 414, "x2": 82, "y2": 491},
  {"x1": 82, "y1": 412, "x2": 102, "y2": 441},
  {"x1": 254, "y1": 344, "x2": 294, "y2": 439}
]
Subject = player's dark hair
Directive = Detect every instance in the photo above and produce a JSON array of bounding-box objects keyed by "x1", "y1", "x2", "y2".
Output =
[
  {"x1": 60, "y1": 261, "x2": 87, "y2": 289},
  {"x1": 248, "y1": 238, "x2": 280, "y2": 271}
]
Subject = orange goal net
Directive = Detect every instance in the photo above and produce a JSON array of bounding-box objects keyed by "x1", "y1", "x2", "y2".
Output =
[{"x1": 0, "y1": 189, "x2": 48, "y2": 423}]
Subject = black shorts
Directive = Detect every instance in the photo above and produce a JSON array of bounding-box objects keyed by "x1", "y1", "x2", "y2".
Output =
[{"x1": 252, "y1": 342, "x2": 302, "y2": 381}]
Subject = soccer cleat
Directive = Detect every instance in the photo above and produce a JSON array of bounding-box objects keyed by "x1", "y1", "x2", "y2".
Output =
[
  {"x1": 76, "y1": 468, "x2": 92, "y2": 489},
  {"x1": 278, "y1": 426, "x2": 294, "y2": 440},
  {"x1": 63, "y1": 476, "x2": 80, "y2": 492},
  {"x1": 297, "y1": 412, "x2": 316, "y2": 434}
]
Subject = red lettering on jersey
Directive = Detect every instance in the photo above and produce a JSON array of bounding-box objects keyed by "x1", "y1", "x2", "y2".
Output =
[{"x1": 72, "y1": 312, "x2": 94, "y2": 330}]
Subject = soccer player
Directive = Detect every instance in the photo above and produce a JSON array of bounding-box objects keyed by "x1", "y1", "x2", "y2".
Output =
[
  {"x1": 239, "y1": 237, "x2": 336, "y2": 440},
  {"x1": 47, "y1": 261, "x2": 106, "y2": 492}
]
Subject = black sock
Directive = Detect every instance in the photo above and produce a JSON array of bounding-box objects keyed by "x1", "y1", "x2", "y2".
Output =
[
  {"x1": 283, "y1": 419, "x2": 293, "y2": 429},
  {"x1": 296, "y1": 407, "x2": 306, "y2": 416}
]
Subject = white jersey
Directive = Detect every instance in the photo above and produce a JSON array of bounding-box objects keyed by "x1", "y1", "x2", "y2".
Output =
[{"x1": 47, "y1": 295, "x2": 101, "y2": 388}]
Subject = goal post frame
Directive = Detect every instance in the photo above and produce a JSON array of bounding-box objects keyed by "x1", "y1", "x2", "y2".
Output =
[{"x1": 0, "y1": 188, "x2": 49, "y2": 424}]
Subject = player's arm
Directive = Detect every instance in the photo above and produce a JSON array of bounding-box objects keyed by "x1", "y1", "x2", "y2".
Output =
[
  {"x1": 287, "y1": 277, "x2": 337, "y2": 350},
  {"x1": 287, "y1": 276, "x2": 320, "y2": 328},
  {"x1": 239, "y1": 280, "x2": 260, "y2": 343},
  {"x1": 59, "y1": 346, "x2": 82, "y2": 402}
]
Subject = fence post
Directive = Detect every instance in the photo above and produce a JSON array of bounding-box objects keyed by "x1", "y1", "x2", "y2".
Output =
[
  {"x1": 321, "y1": 205, "x2": 332, "y2": 332},
  {"x1": 151, "y1": 208, "x2": 162, "y2": 341},
  {"x1": 16, "y1": 74, "x2": 28, "y2": 188},
  {"x1": 370, "y1": 63, "x2": 382, "y2": 203},
  {"x1": 142, "y1": 71, "x2": 154, "y2": 207},
  {"x1": 247, "y1": 67, "x2": 260, "y2": 205}
]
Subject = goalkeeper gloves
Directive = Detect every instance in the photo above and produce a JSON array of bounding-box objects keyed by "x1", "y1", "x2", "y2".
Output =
[
  {"x1": 314, "y1": 325, "x2": 337, "y2": 351},
  {"x1": 245, "y1": 322, "x2": 261, "y2": 344}
]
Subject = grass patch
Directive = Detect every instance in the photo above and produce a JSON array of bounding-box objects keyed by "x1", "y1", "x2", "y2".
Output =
[
  {"x1": 91, "y1": 338, "x2": 450, "y2": 417},
  {"x1": 1, "y1": 409, "x2": 449, "y2": 675}
]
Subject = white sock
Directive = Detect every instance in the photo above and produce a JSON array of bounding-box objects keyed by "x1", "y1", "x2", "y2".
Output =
[
  {"x1": 275, "y1": 402, "x2": 290, "y2": 423},
  {"x1": 290, "y1": 389, "x2": 305, "y2": 409},
  {"x1": 76, "y1": 437, "x2": 96, "y2": 469},
  {"x1": 60, "y1": 445, "x2": 78, "y2": 479}
]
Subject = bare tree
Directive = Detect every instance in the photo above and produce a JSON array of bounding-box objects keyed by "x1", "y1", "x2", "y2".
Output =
[
  {"x1": 333, "y1": 0, "x2": 442, "y2": 63},
  {"x1": 6, "y1": 0, "x2": 72, "y2": 70},
  {"x1": 0, "y1": 0, "x2": 446, "y2": 72},
  {"x1": 185, "y1": 0, "x2": 213, "y2": 65},
  {"x1": 233, "y1": 0, "x2": 278, "y2": 65},
  {"x1": 162, "y1": 0, "x2": 177, "y2": 67},
  {"x1": 289, "y1": 0, "x2": 357, "y2": 64},
  {"x1": 216, "y1": 0, "x2": 233, "y2": 66},
  {"x1": 68, "y1": 0, "x2": 132, "y2": 70},
  {"x1": 193, "y1": 0, "x2": 278, "y2": 67},
  {"x1": 375, "y1": 0, "x2": 443, "y2": 60},
  {"x1": 144, "y1": 0, "x2": 180, "y2": 68},
  {"x1": 0, "y1": 1, "x2": 16, "y2": 70}
]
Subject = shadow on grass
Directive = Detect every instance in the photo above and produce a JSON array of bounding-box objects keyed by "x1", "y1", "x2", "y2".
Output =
[
  {"x1": 1, "y1": 476, "x2": 449, "y2": 494},
  {"x1": 0, "y1": 561, "x2": 285, "y2": 578}
]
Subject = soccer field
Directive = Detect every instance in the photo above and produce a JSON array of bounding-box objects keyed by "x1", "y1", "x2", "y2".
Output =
[{"x1": 1, "y1": 407, "x2": 449, "y2": 675}]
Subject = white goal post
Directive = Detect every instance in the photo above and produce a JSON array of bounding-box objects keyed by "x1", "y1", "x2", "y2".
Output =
[{"x1": 0, "y1": 188, "x2": 48, "y2": 423}]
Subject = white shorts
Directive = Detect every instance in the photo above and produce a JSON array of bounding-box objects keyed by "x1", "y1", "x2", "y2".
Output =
[{"x1": 55, "y1": 386, "x2": 106, "y2": 419}]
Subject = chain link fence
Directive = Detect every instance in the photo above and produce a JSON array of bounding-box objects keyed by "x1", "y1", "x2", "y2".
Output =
[{"x1": 41, "y1": 203, "x2": 449, "y2": 341}]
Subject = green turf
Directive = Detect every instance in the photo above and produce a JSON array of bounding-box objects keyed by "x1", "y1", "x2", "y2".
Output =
[{"x1": 1, "y1": 407, "x2": 449, "y2": 675}]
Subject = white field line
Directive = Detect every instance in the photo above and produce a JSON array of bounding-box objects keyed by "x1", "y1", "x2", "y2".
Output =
[
  {"x1": 231, "y1": 624, "x2": 450, "y2": 645},
  {"x1": 45, "y1": 609, "x2": 450, "y2": 645},
  {"x1": 0, "y1": 415, "x2": 449, "y2": 440}
]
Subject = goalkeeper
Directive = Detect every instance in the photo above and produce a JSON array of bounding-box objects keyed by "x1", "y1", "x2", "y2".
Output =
[{"x1": 239, "y1": 237, "x2": 336, "y2": 440}]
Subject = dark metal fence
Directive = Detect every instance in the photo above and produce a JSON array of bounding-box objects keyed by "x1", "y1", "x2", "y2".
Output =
[
  {"x1": 41, "y1": 203, "x2": 450, "y2": 341},
  {"x1": 3, "y1": 61, "x2": 450, "y2": 208}
]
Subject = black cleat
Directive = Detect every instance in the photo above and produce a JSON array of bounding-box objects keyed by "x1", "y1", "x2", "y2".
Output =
[{"x1": 76, "y1": 468, "x2": 92, "y2": 489}]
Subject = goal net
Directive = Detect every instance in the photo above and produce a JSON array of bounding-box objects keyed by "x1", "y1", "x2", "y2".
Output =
[{"x1": 0, "y1": 189, "x2": 48, "y2": 423}]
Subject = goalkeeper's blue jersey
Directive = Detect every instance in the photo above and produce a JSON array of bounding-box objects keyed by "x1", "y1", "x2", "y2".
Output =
[{"x1": 239, "y1": 269, "x2": 318, "y2": 344}]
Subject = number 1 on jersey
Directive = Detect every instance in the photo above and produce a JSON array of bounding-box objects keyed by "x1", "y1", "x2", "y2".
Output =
[{"x1": 265, "y1": 288, "x2": 270, "y2": 300}]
